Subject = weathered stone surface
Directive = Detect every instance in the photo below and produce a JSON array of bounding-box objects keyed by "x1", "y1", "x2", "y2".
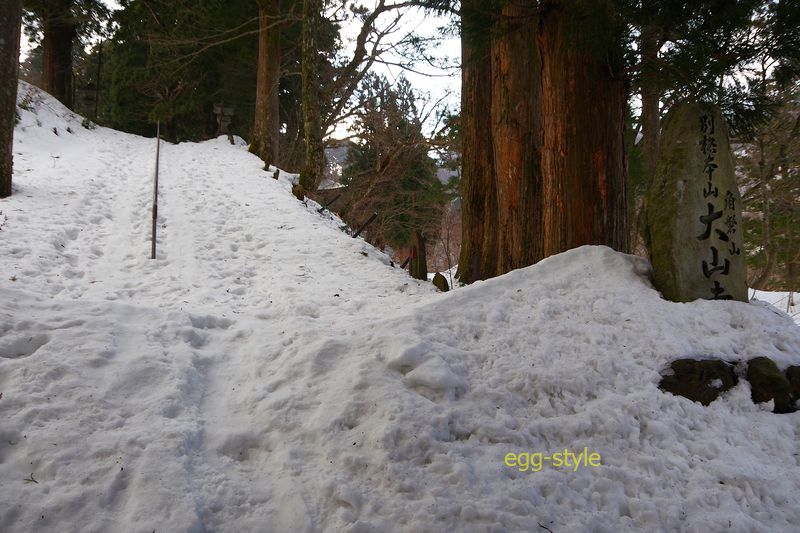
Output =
[
  {"x1": 659, "y1": 358, "x2": 737, "y2": 406},
  {"x1": 747, "y1": 357, "x2": 795, "y2": 414},
  {"x1": 786, "y1": 366, "x2": 800, "y2": 402},
  {"x1": 432, "y1": 272, "x2": 449, "y2": 292},
  {"x1": 646, "y1": 103, "x2": 747, "y2": 303}
]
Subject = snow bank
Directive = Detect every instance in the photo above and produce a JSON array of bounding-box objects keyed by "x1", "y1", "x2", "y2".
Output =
[
  {"x1": 2, "y1": 83, "x2": 800, "y2": 532},
  {"x1": 238, "y1": 245, "x2": 800, "y2": 531},
  {"x1": 751, "y1": 290, "x2": 799, "y2": 326}
]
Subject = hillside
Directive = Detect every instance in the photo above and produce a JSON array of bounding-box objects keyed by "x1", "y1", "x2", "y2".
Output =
[{"x1": 1, "y1": 83, "x2": 800, "y2": 532}]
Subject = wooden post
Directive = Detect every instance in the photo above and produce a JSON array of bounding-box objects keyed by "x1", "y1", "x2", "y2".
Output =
[
  {"x1": 151, "y1": 121, "x2": 160, "y2": 259},
  {"x1": 410, "y1": 231, "x2": 427, "y2": 280}
]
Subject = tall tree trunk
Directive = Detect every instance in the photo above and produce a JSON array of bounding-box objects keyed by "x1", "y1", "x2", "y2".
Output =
[
  {"x1": 410, "y1": 230, "x2": 428, "y2": 281},
  {"x1": 537, "y1": 5, "x2": 628, "y2": 257},
  {"x1": 250, "y1": 0, "x2": 281, "y2": 167},
  {"x1": 280, "y1": 86, "x2": 304, "y2": 170},
  {"x1": 298, "y1": 0, "x2": 324, "y2": 195},
  {"x1": 456, "y1": 0, "x2": 498, "y2": 284},
  {"x1": 0, "y1": 0, "x2": 23, "y2": 198},
  {"x1": 42, "y1": 0, "x2": 76, "y2": 108},
  {"x1": 0, "y1": 0, "x2": 22, "y2": 198},
  {"x1": 491, "y1": 1, "x2": 543, "y2": 272},
  {"x1": 458, "y1": 2, "x2": 628, "y2": 283},
  {"x1": 640, "y1": 27, "x2": 661, "y2": 178}
]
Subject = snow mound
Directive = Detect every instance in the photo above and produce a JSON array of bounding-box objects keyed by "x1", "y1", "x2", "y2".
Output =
[
  {"x1": 235, "y1": 245, "x2": 800, "y2": 531},
  {"x1": 15, "y1": 81, "x2": 92, "y2": 138}
]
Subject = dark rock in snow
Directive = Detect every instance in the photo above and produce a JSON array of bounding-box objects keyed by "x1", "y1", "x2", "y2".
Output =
[
  {"x1": 432, "y1": 272, "x2": 449, "y2": 292},
  {"x1": 659, "y1": 358, "x2": 737, "y2": 406},
  {"x1": 747, "y1": 357, "x2": 795, "y2": 413},
  {"x1": 786, "y1": 366, "x2": 800, "y2": 404}
]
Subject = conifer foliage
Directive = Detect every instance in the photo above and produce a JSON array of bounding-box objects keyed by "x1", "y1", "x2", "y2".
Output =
[{"x1": 342, "y1": 74, "x2": 447, "y2": 250}]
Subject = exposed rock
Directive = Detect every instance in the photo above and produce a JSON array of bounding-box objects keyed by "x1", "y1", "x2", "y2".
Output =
[
  {"x1": 432, "y1": 272, "x2": 450, "y2": 292},
  {"x1": 646, "y1": 103, "x2": 747, "y2": 303},
  {"x1": 291, "y1": 182, "x2": 304, "y2": 201},
  {"x1": 659, "y1": 358, "x2": 737, "y2": 406},
  {"x1": 747, "y1": 357, "x2": 795, "y2": 414},
  {"x1": 786, "y1": 366, "x2": 800, "y2": 403}
]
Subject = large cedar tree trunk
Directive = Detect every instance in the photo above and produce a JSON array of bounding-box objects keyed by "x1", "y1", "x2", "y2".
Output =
[
  {"x1": 298, "y1": 0, "x2": 325, "y2": 195},
  {"x1": 42, "y1": 0, "x2": 76, "y2": 109},
  {"x1": 457, "y1": 2, "x2": 628, "y2": 283},
  {"x1": 538, "y1": 6, "x2": 628, "y2": 257},
  {"x1": 456, "y1": 0, "x2": 498, "y2": 284},
  {"x1": 1, "y1": 0, "x2": 23, "y2": 198},
  {"x1": 490, "y1": 2, "x2": 544, "y2": 272},
  {"x1": 250, "y1": 0, "x2": 281, "y2": 167}
]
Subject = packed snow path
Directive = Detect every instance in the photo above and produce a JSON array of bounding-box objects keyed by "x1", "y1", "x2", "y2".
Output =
[
  {"x1": 1, "y1": 85, "x2": 436, "y2": 531},
  {"x1": 2, "y1": 84, "x2": 800, "y2": 532}
]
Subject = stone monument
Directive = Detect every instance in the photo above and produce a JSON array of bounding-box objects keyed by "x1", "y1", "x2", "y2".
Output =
[
  {"x1": 213, "y1": 104, "x2": 235, "y2": 136},
  {"x1": 647, "y1": 103, "x2": 747, "y2": 302}
]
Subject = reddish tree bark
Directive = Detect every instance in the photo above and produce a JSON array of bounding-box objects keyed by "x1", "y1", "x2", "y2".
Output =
[
  {"x1": 42, "y1": 0, "x2": 76, "y2": 108},
  {"x1": 457, "y1": 2, "x2": 628, "y2": 282},
  {"x1": 250, "y1": 0, "x2": 281, "y2": 167},
  {"x1": 456, "y1": 0, "x2": 498, "y2": 284},
  {"x1": 1, "y1": 0, "x2": 23, "y2": 198},
  {"x1": 490, "y1": 1, "x2": 543, "y2": 272},
  {"x1": 538, "y1": 6, "x2": 628, "y2": 257}
]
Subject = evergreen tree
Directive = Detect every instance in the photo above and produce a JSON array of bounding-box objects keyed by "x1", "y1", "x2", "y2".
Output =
[
  {"x1": 628, "y1": 0, "x2": 800, "y2": 251},
  {"x1": 738, "y1": 83, "x2": 800, "y2": 289},
  {"x1": 342, "y1": 74, "x2": 446, "y2": 250},
  {"x1": 23, "y1": 0, "x2": 108, "y2": 108},
  {"x1": 297, "y1": 0, "x2": 444, "y2": 194},
  {"x1": 250, "y1": 0, "x2": 283, "y2": 167},
  {"x1": 103, "y1": 0, "x2": 261, "y2": 141}
]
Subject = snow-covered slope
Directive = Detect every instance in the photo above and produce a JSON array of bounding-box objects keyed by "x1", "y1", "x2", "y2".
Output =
[
  {"x1": 2, "y1": 83, "x2": 800, "y2": 532},
  {"x1": 752, "y1": 290, "x2": 799, "y2": 325}
]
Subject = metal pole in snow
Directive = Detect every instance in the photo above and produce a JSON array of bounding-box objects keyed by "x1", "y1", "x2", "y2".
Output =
[
  {"x1": 352, "y1": 212, "x2": 378, "y2": 239},
  {"x1": 151, "y1": 120, "x2": 160, "y2": 259},
  {"x1": 317, "y1": 193, "x2": 342, "y2": 214}
]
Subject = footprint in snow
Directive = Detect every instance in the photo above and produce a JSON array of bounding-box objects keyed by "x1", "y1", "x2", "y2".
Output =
[{"x1": 0, "y1": 333, "x2": 50, "y2": 359}]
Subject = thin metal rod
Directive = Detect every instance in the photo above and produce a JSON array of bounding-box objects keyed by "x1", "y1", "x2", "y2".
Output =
[
  {"x1": 151, "y1": 120, "x2": 160, "y2": 259},
  {"x1": 352, "y1": 212, "x2": 377, "y2": 239},
  {"x1": 317, "y1": 193, "x2": 342, "y2": 214}
]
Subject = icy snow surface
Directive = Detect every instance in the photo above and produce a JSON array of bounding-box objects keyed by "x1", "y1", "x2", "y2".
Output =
[{"x1": 2, "y1": 83, "x2": 800, "y2": 532}]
